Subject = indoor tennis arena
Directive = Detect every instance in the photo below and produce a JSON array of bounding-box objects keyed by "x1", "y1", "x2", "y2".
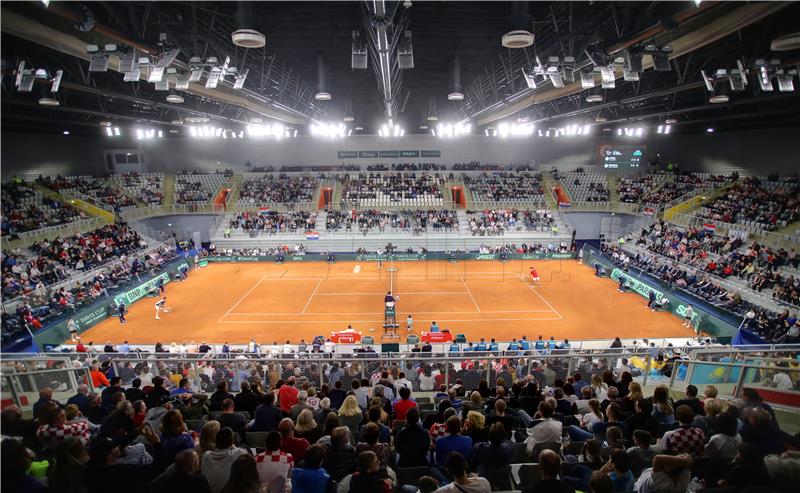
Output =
[{"x1": 1, "y1": 2, "x2": 799, "y2": 493}]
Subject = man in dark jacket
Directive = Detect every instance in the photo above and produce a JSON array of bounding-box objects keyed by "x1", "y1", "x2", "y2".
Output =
[
  {"x1": 209, "y1": 380, "x2": 234, "y2": 412},
  {"x1": 251, "y1": 392, "x2": 282, "y2": 432},
  {"x1": 233, "y1": 381, "x2": 260, "y2": 416},
  {"x1": 396, "y1": 408, "x2": 430, "y2": 467}
]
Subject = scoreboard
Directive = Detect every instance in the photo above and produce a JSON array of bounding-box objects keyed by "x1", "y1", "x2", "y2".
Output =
[{"x1": 598, "y1": 145, "x2": 646, "y2": 169}]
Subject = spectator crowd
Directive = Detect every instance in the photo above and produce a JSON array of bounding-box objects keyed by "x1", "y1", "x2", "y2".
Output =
[{"x1": 2, "y1": 346, "x2": 798, "y2": 493}]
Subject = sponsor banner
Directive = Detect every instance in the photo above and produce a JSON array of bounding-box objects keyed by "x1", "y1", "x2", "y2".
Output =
[
  {"x1": 338, "y1": 150, "x2": 437, "y2": 159},
  {"x1": 354, "y1": 253, "x2": 427, "y2": 262},
  {"x1": 208, "y1": 252, "x2": 576, "y2": 263},
  {"x1": 584, "y1": 247, "x2": 738, "y2": 338},
  {"x1": 113, "y1": 272, "x2": 171, "y2": 307}
]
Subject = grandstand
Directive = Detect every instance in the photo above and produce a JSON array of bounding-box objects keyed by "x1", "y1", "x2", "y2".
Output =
[{"x1": 1, "y1": 2, "x2": 799, "y2": 492}]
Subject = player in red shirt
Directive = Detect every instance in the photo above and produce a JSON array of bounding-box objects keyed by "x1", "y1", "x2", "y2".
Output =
[{"x1": 529, "y1": 266, "x2": 542, "y2": 287}]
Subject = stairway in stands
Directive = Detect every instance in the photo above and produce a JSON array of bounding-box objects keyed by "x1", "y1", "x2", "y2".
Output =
[
  {"x1": 606, "y1": 174, "x2": 620, "y2": 204},
  {"x1": 226, "y1": 174, "x2": 243, "y2": 206},
  {"x1": 161, "y1": 174, "x2": 175, "y2": 207},
  {"x1": 541, "y1": 170, "x2": 562, "y2": 209},
  {"x1": 456, "y1": 210, "x2": 471, "y2": 234}
]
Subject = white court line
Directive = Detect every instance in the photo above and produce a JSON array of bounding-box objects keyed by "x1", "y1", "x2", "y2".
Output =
[
  {"x1": 461, "y1": 278, "x2": 481, "y2": 313},
  {"x1": 300, "y1": 279, "x2": 323, "y2": 315},
  {"x1": 313, "y1": 291, "x2": 468, "y2": 296},
  {"x1": 220, "y1": 274, "x2": 269, "y2": 321},
  {"x1": 270, "y1": 273, "x2": 512, "y2": 280},
  {"x1": 227, "y1": 309, "x2": 554, "y2": 316},
  {"x1": 515, "y1": 273, "x2": 563, "y2": 320},
  {"x1": 220, "y1": 316, "x2": 565, "y2": 324}
]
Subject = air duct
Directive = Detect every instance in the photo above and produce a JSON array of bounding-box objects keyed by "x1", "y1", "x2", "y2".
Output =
[
  {"x1": 315, "y1": 55, "x2": 331, "y2": 101},
  {"x1": 502, "y1": 3, "x2": 533, "y2": 48},
  {"x1": 448, "y1": 56, "x2": 464, "y2": 101},
  {"x1": 232, "y1": 1, "x2": 265, "y2": 48}
]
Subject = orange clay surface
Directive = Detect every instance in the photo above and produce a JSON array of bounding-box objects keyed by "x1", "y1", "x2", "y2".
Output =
[{"x1": 78, "y1": 259, "x2": 695, "y2": 344}]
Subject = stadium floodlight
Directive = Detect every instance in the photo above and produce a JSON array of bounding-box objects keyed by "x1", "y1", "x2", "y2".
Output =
[
  {"x1": 205, "y1": 70, "x2": 221, "y2": 89},
  {"x1": 189, "y1": 68, "x2": 203, "y2": 82},
  {"x1": 175, "y1": 75, "x2": 190, "y2": 90},
  {"x1": 599, "y1": 66, "x2": 615, "y2": 89},
  {"x1": 728, "y1": 60, "x2": 747, "y2": 92},
  {"x1": 656, "y1": 124, "x2": 671, "y2": 135},
  {"x1": 776, "y1": 70, "x2": 796, "y2": 92},
  {"x1": 233, "y1": 68, "x2": 249, "y2": 90},
  {"x1": 148, "y1": 66, "x2": 165, "y2": 83},
  {"x1": 154, "y1": 79, "x2": 169, "y2": 91},
  {"x1": 123, "y1": 67, "x2": 141, "y2": 82},
  {"x1": 755, "y1": 62, "x2": 774, "y2": 91},
  {"x1": 580, "y1": 72, "x2": 595, "y2": 89},
  {"x1": 522, "y1": 68, "x2": 537, "y2": 89},
  {"x1": 624, "y1": 49, "x2": 643, "y2": 74},
  {"x1": 119, "y1": 49, "x2": 137, "y2": 73},
  {"x1": 88, "y1": 54, "x2": 108, "y2": 72}
]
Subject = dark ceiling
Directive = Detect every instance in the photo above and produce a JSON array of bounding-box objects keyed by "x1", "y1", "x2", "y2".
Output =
[{"x1": 2, "y1": 1, "x2": 799, "y2": 136}]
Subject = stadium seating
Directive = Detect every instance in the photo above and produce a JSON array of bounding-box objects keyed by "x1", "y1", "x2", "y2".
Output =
[
  {"x1": 324, "y1": 209, "x2": 457, "y2": 234},
  {"x1": 37, "y1": 175, "x2": 137, "y2": 210},
  {"x1": 1, "y1": 181, "x2": 84, "y2": 236},
  {"x1": 112, "y1": 172, "x2": 164, "y2": 205},
  {"x1": 464, "y1": 209, "x2": 559, "y2": 235},
  {"x1": 561, "y1": 168, "x2": 610, "y2": 203},
  {"x1": 697, "y1": 177, "x2": 800, "y2": 232},
  {"x1": 617, "y1": 172, "x2": 729, "y2": 205},
  {"x1": 1, "y1": 343, "x2": 797, "y2": 493},
  {"x1": 175, "y1": 171, "x2": 226, "y2": 204},
  {"x1": 238, "y1": 174, "x2": 317, "y2": 206},
  {"x1": 462, "y1": 172, "x2": 545, "y2": 204},
  {"x1": 340, "y1": 172, "x2": 445, "y2": 208}
]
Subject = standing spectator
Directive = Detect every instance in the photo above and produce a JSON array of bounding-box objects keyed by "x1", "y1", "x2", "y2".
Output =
[
  {"x1": 435, "y1": 416, "x2": 473, "y2": 467},
  {"x1": 279, "y1": 377, "x2": 299, "y2": 414},
  {"x1": 338, "y1": 395, "x2": 364, "y2": 437},
  {"x1": 392, "y1": 386, "x2": 417, "y2": 421},
  {"x1": 673, "y1": 385, "x2": 704, "y2": 417},
  {"x1": 396, "y1": 408, "x2": 430, "y2": 467}
]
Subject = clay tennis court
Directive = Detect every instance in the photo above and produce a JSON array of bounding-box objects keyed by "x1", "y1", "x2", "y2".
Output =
[{"x1": 77, "y1": 259, "x2": 694, "y2": 345}]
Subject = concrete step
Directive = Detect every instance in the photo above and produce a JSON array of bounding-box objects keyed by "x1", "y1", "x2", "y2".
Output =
[{"x1": 162, "y1": 174, "x2": 175, "y2": 207}]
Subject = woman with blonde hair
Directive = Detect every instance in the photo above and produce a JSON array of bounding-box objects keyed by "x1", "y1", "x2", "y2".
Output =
[
  {"x1": 590, "y1": 373, "x2": 608, "y2": 402},
  {"x1": 463, "y1": 410, "x2": 488, "y2": 443},
  {"x1": 621, "y1": 382, "x2": 643, "y2": 415},
  {"x1": 294, "y1": 409, "x2": 322, "y2": 444},
  {"x1": 337, "y1": 395, "x2": 363, "y2": 438},
  {"x1": 195, "y1": 420, "x2": 220, "y2": 465},
  {"x1": 704, "y1": 385, "x2": 719, "y2": 400}
]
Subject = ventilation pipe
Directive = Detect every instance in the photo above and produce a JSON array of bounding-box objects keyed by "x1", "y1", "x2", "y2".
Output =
[
  {"x1": 448, "y1": 56, "x2": 464, "y2": 101},
  {"x1": 232, "y1": 1, "x2": 265, "y2": 48},
  {"x1": 502, "y1": 2, "x2": 533, "y2": 48},
  {"x1": 315, "y1": 55, "x2": 331, "y2": 100}
]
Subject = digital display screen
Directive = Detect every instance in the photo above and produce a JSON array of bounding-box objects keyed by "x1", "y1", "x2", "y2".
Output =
[{"x1": 598, "y1": 145, "x2": 645, "y2": 168}]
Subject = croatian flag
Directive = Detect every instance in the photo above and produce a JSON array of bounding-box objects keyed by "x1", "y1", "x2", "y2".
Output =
[
  {"x1": 643, "y1": 207, "x2": 655, "y2": 216},
  {"x1": 703, "y1": 223, "x2": 716, "y2": 232},
  {"x1": 259, "y1": 207, "x2": 270, "y2": 215},
  {"x1": 306, "y1": 231, "x2": 320, "y2": 240}
]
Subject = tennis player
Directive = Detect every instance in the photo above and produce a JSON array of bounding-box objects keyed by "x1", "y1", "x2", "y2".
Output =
[
  {"x1": 406, "y1": 314, "x2": 414, "y2": 333},
  {"x1": 155, "y1": 297, "x2": 167, "y2": 320},
  {"x1": 529, "y1": 266, "x2": 541, "y2": 287}
]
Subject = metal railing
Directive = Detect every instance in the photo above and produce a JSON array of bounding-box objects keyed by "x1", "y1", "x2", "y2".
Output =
[{"x1": 2, "y1": 346, "x2": 798, "y2": 416}]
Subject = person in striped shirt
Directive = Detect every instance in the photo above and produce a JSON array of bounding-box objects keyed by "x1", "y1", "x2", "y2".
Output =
[
  {"x1": 255, "y1": 431, "x2": 293, "y2": 492},
  {"x1": 36, "y1": 403, "x2": 90, "y2": 451}
]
